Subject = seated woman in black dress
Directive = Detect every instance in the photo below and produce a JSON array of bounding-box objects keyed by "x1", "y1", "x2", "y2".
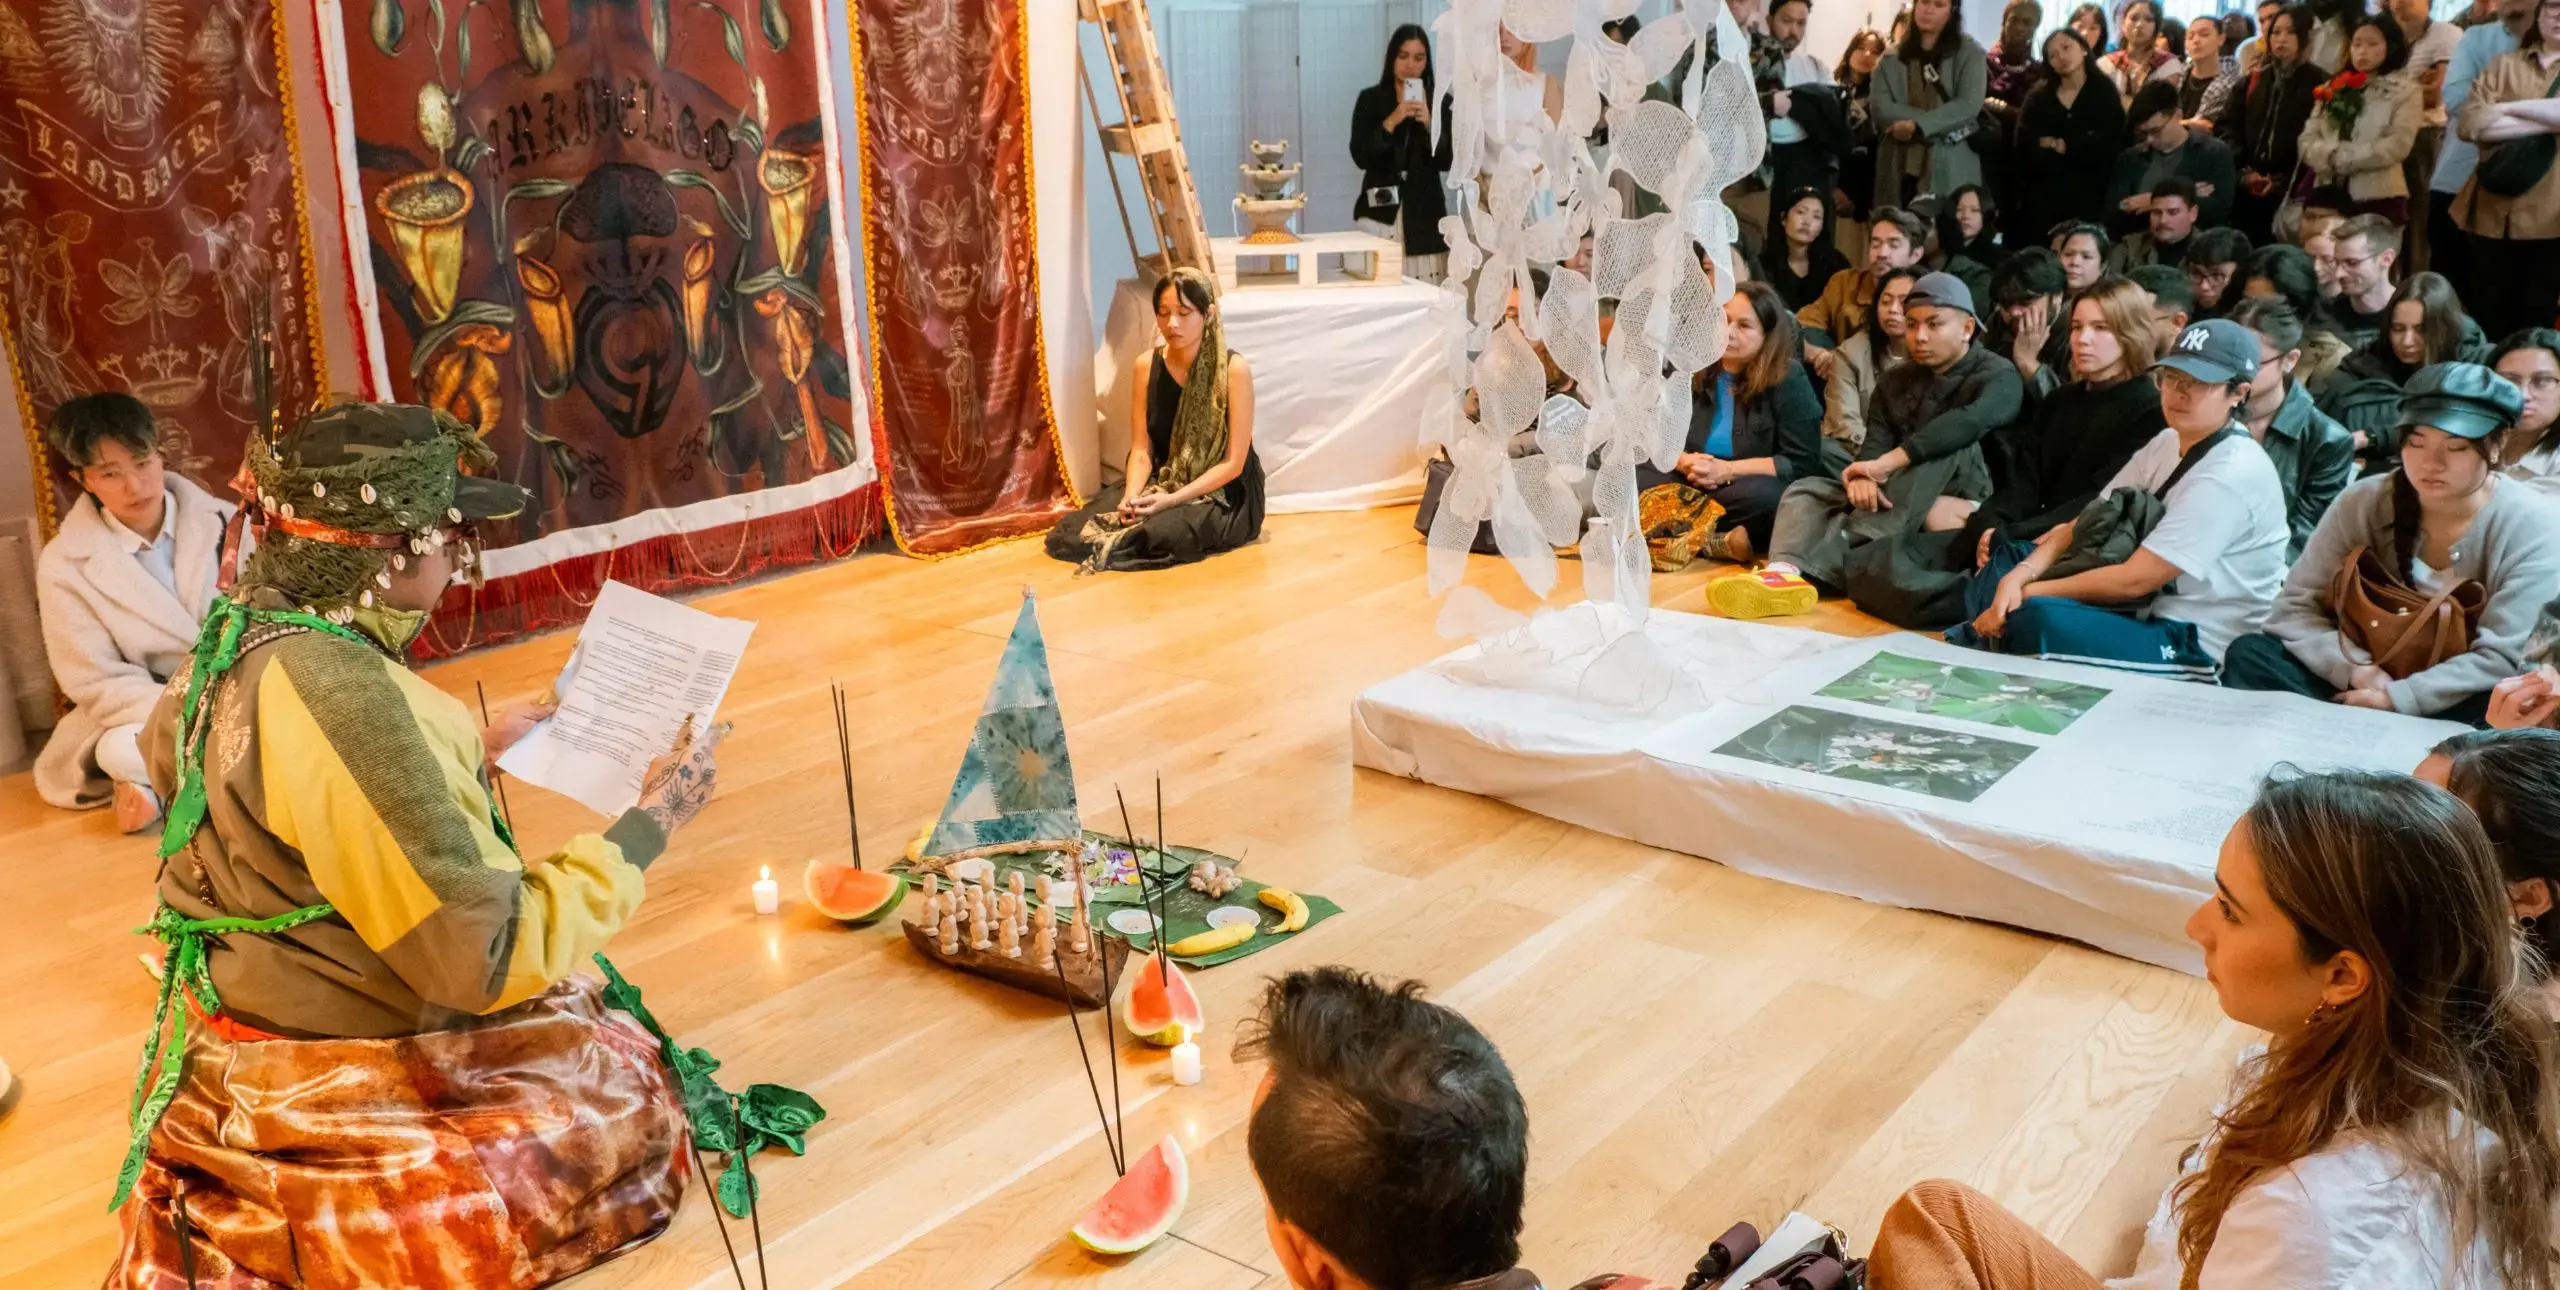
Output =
[{"x1": 1048, "y1": 268, "x2": 1264, "y2": 572}]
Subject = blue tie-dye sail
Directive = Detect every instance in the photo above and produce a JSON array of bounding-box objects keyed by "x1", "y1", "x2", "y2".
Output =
[{"x1": 924, "y1": 592, "x2": 1081, "y2": 856}]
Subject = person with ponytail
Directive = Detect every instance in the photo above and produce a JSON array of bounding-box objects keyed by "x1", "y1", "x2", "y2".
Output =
[
  {"x1": 2418, "y1": 728, "x2": 2560, "y2": 1012},
  {"x1": 2222, "y1": 362, "x2": 2560, "y2": 722},
  {"x1": 1047, "y1": 268, "x2": 1264, "y2": 573},
  {"x1": 1870, "y1": 768, "x2": 2560, "y2": 1289}
]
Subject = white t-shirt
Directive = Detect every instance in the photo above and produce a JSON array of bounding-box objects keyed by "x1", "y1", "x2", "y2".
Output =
[{"x1": 2099, "y1": 427, "x2": 2291, "y2": 660}]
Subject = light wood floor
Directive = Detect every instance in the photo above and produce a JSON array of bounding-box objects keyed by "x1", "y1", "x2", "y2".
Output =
[{"x1": 0, "y1": 506, "x2": 2247, "y2": 1289}]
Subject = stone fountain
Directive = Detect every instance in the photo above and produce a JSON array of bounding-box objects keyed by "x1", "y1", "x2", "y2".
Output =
[{"x1": 1235, "y1": 140, "x2": 1306, "y2": 244}]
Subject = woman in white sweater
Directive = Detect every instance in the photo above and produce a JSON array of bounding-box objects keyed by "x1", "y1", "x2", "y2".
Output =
[
  {"x1": 2295, "y1": 15, "x2": 2427, "y2": 223},
  {"x1": 1866, "y1": 769, "x2": 2560, "y2": 1290},
  {"x1": 33, "y1": 394, "x2": 233, "y2": 830},
  {"x1": 2223, "y1": 362, "x2": 2560, "y2": 723}
]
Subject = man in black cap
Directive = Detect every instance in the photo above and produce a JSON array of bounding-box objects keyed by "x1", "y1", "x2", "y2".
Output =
[
  {"x1": 2227, "y1": 363, "x2": 2560, "y2": 720},
  {"x1": 1716, "y1": 272, "x2": 2024, "y2": 618},
  {"x1": 108, "y1": 402, "x2": 730, "y2": 1287},
  {"x1": 1950, "y1": 318, "x2": 2292, "y2": 678}
]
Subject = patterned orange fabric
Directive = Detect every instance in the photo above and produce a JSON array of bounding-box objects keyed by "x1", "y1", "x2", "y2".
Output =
[{"x1": 107, "y1": 976, "x2": 689, "y2": 1289}]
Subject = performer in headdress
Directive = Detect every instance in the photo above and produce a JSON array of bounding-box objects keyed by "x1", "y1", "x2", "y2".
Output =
[{"x1": 106, "y1": 401, "x2": 726, "y2": 1288}]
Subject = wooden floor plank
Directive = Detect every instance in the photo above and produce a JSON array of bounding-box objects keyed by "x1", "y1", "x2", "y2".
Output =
[{"x1": 0, "y1": 510, "x2": 2241, "y2": 1288}]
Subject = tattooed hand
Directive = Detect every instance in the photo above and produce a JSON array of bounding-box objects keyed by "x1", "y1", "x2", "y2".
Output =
[{"x1": 639, "y1": 718, "x2": 730, "y2": 838}]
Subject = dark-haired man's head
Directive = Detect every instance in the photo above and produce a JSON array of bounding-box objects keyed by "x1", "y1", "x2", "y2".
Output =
[
  {"x1": 2184, "y1": 228, "x2": 2253, "y2": 313},
  {"x1": 2128, "y1": 79, "x2": 2187, "y2": 149},
  {"x1": 2128, "y1": 264, "x2": 2195, "y2": 345},
  {"x1": 47, "y1": 392, "x2": 167, "y2": 536},
  {"x1": 1868, "y1": 206, "x2": 1927, "y2": 270},
  {"x1": 2149, "y1": 179, "x2": 2200, "y2": 245},
  {"x1": 1239, "y1": 968, "x2": 1529, "y2": 1290}
]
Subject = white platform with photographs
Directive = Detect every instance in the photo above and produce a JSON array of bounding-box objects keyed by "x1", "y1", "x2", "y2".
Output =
[{"x1": 1350, "y1": 609, "x2": 2466, "y2": 974}]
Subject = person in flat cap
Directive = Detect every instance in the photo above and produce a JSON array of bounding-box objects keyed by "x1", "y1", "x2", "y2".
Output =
[
  {"x1": 1949, "y1": 317, "x2": 2294, "y2": 678},
  {"x1": 2224, "y1": 363, "x2": 2560, "y2": 721},
  {"x1": 106, "y1": 402, "x2": 729, "y2": 1288},
  {"x1": 1713, "y1": 270, "x2": 2027, "y2": 618}
]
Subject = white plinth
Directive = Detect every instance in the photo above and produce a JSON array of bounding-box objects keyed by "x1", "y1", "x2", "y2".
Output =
[
  {"x1": 1211, "y1": 230, "x2": 1403, "y2": 290},
  {"x1": 1351, "y1": 611, "x2": 2465, "y2": 974}
]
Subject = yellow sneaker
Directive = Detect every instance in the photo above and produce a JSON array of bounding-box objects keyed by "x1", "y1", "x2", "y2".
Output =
[{"x1": 1708, "y1": 566, "x2": 1818, "y2": 620}]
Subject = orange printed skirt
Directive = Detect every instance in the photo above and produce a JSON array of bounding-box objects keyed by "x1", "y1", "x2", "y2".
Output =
[{"x1": 106, "y1": 976, "x2": 690, "y2": 1289}]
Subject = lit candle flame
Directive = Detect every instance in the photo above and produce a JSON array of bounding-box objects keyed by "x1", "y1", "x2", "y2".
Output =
[{"x1": 759, "y1": 865, "x2": 771, "y2": 881}]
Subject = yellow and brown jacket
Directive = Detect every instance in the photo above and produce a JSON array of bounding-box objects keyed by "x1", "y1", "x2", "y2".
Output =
[{"x1": 144, "y1": 616, "x2": 663, "y2": 1038}]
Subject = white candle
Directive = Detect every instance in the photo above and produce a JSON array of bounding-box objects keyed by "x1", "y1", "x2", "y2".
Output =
[
  {"x1": 753, "y1": 865, "x2": 779, "y2": 915},
  {"x1": 1170, "y1": 1041, "x2": 1203, "y2": 1086}
]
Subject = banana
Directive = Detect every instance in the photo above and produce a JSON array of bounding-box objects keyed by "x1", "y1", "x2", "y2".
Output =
[
  {"x1": 1257, "y1": 886, "x2": 1309, "y2": 933},
  {"x1": 1165, "y1": 922, "x2": 1254, "y2": 958}
]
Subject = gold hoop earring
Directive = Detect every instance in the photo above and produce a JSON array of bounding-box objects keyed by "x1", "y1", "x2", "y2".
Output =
[{"x1": 2306, "y1": 1001, "x2": 2339, "y2": 1026}]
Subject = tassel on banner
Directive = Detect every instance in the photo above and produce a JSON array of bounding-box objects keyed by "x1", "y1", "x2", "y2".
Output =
[{"x1": 413, "y1": 483, "x2": 884, "y2": 659}]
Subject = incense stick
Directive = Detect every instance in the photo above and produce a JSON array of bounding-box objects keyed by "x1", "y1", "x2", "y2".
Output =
[
  {"x1": 1052, "y1": 944, "x2": 1125, "y2": 1175},
  {"x1": 474, "y1": 682, "x2": 516, "y2": 833},
  {"x1": 1152, "y1": 775, "x2": 1172, "y2": 986},
  {"x1": 831, "y1": 682, "x2": 862, "y2": 869},
  {"x1": 1095, "y1": 871, "x2": 1126, "y2": 1167}
]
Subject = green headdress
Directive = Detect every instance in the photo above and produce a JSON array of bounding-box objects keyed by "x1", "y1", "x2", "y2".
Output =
[{"x1": 233, "y1": 401, "x2": 528, "y2": 625}]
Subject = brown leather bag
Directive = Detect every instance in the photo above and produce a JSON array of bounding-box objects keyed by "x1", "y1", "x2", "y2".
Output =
[{"x1": 2326, "y1": 545, "x2": 2487, "y2": 680}]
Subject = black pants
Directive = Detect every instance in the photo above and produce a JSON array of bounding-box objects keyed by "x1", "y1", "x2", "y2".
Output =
[
  {"x1": 2469, "y1": 235, "x2": 2560, "y2": 344},
  {"x1": 1706, "y1": 474, "x2": 1787, "y2": 556},
  {"x1": 2221, "y1": 633, "x2": 2493, "y2": 725},
  {"x1": 2428, "y1": 190, "x2": 2469, "y2": 298}
]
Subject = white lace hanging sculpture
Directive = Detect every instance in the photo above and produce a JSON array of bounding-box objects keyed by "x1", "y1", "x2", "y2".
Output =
[{"x1": 1423, "y1": 0, "x2": 1766, "y2": 620}]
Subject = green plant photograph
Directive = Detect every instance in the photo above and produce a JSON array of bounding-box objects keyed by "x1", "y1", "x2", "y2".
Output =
[
  {"x1": 1716, "y1": 706, "x2": 2038, "y2": 803},
  {"x1": 1817, "y1": 652, "x2": 2111, "y2": 735}
]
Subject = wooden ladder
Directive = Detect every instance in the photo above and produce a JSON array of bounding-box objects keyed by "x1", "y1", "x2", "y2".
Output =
[{"x1": 1078, "y1": 0, "x2": 1211, "y2": 279}]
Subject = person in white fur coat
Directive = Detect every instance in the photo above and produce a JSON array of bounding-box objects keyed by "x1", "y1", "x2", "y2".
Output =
[{"x1": 34, "y1": 394, "x2": 233, "y2": 830}]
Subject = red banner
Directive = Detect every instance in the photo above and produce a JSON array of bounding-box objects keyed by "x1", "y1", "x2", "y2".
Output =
[
  {"x1": 0, "y1": 0, "x2": 323, "y2": 532},
  {"x1": 322, "y1": 0, "x2": 881, "y2": 652},
  {"x1": 848, "y1": 0, "x2": 1074, "y2": 555}
]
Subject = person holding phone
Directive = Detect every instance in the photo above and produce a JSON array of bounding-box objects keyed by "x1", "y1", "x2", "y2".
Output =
[{"x1": 1351, "y1": 25, "x2": 1452, "y2": 281}]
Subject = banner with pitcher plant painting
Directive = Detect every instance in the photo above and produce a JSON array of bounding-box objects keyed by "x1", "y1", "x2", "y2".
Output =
[
  {"x1": 318, "y1": 0, "x2": 877, "y2": 654},
  {"x1": 0, "y1": 0, "x2": 323, "y2": 535},
  {"x1": 848, "y1": 0, "x2": 1075, "y2": 556}
]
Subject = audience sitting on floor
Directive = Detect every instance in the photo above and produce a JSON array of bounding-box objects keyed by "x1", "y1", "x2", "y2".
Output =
[
  {"x1": 1822, "y1": 267, "x2": 1921, "y2": 471},
  {"x1": 1724, "y1": 272, "x2": 2023, "y2": 618},
  {"x1": 1946, "y1": 318, "x2": 2289, "y2": 678},
  {"x1": 1846, "y1": 275, "x2": 2166, "y2": 629},
  {"x1": 2225, "y1": 362, "x2": 2560, "y2": 721},
  {"x1": 2328, "y1": 213, "x2": 2405, "y2": 347},
  {"x1": 2224, "y1": 298, "x2": 2356, "y2": 555},
  {"x1": 2108, "y1": 178, "x2": 2203, "y2": 272},
  {"x1": 1048, "y1": 268, "x2": 1266, "y2": 574},
  {"x1": 1801, "y1": 206, "x2": 1929, "y2": 379},
  {"x1": 2492, "y1": 327, "x2": 2560, "y2": 494},
  {"x1": 1641, "y1": 282, "x2": 1825, "y2": 566},
  {"x1": 2418, "y1": 728, "x2": 2560, "y2": 1016},
  {"x1": 1868, "y1": 769, "x2": 2560, "y2": 1288},
  {"x1": 1236, "y1": 967, "x2": 1535, "y2": 1290},
  {"x1": 1986, "y1": 249, "x2": 2074, "y2": 396},
  {"x1": 2053, "y1": 220, "x2": 2111, "y2": 292},
  {"x1": 34, "y1": 393, "x2": 233, "y2": 833},
  {"x1": 2181, "y1": 227, "x2": 2254, "y2": 319}
]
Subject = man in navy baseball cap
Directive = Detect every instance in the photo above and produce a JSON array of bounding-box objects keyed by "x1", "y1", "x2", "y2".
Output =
[
  {"x1": 2151, "y1": 317, "x2": 2262, "y2": 388},
  {"x1": 1947, "y1": 315, "x2": 2291, "y2": 680}
]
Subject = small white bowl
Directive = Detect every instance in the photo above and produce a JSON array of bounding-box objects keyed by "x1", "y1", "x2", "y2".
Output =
[
  {"x1": 1106, "y1": 909, "x2": 1163, "y2": 936},
  {"x1": 1205, "y1": 906, "x2": 1259, "y2": 930}
]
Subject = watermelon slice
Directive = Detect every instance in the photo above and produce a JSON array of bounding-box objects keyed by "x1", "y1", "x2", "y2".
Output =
[
  {"x1": 803, "y1": 859, "x2": 908, "y2": 924},
  {"x1": 1071, "y1": 1135, "x2": 1189, "y2": 1255},
  {"x1": 1119, "y1": 953, "x2": 1204, "y2": 1047}
]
